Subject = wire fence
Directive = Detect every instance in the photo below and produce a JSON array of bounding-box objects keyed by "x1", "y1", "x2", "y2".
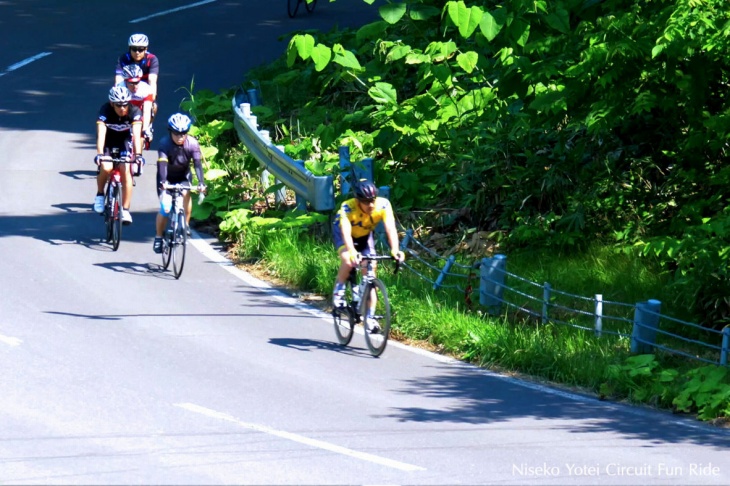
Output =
[{"x1": 386, "y1": 228, "x2": 730, "y2": 368}]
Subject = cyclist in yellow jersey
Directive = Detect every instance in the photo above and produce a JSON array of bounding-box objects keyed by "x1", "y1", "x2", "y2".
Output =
[{"x1": 332, "y1": 181, "x2": 405, "y2": 308}]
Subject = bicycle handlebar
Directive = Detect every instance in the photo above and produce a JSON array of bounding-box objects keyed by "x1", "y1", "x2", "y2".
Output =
[
  {"x1": 98, "y1": 155, "x2": 132, "y2": 163},
  {"x1": 359, "y1": 254, "x2": 401, "y2": 274},
  {"x1": 161, "y1": 182, "x2": 207, "y2": 203}
]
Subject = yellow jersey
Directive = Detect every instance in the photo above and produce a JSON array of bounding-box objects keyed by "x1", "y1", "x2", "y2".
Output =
[{"x1": 335, "y1": 197, "x2": 395, "y2": 239}]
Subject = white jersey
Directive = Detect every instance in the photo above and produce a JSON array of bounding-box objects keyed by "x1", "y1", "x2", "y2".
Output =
[{"x1": 116, "y1": 80, "x2": 154, "y2": 108}]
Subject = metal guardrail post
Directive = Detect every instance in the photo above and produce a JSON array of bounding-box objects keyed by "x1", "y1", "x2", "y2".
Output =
[
  {"x1": 339, "y1": 146, "x2": 374, "y2": 195},
  {"x1": 293, "y1": 159, "x2": 308, "y2": 211},
  {"x1": 721, "y1": 327, "x2": 730, "y2": 366},
  {"x1": 232, "y1": 95, "x2": 334, "y2": 211},
  {"x1": 542, "y1": 282, "x2": 551, "y2": 324},
  {"x1": 595, "y1": 294, "x2": 603, "y2": 337},
  {"x1": 480, "y1": 254, "x2": 507, "y2": 315},
  {"x1": 400, "y1": 229, "x2": 412, "y2": 251},
  {"x1": 630, "y1": 299, "x2": 661, "y2": 354},
  {"x1": 434, "y1": 255, "x2": 455, "y2": 291}
]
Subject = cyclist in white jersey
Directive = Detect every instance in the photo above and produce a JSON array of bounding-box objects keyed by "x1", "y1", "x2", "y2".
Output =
[{"x1": 119, "y1": 64, "x2": 154, "y2": 147}]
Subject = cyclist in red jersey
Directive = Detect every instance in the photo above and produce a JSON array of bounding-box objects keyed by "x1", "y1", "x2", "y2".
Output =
[
  {"x1": 114, "y1": 33, "x2": 159, "y2": 117},
  {"x1": 94, "y1": 86, "x2": 145, "y2": 225}
]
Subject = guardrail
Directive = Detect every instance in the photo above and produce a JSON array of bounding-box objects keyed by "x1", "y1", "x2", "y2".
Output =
[
  {"x1": 394, "y1": 231, "x2": 730, "y2": 367},
  {"x1": 232, "y1": 90, "x2": 729, "y2": 368},
  {"x1": 232, "y1": 89, "x2": 334, "y2": 211}
]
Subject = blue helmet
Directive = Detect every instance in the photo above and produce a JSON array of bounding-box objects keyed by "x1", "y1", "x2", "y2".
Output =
[
  {"x1": 354, "y1": 181, "x2": 378, "y2": 200},
  {"x1": 167, "y1": 113, "x2": 192, "y2": 133}
]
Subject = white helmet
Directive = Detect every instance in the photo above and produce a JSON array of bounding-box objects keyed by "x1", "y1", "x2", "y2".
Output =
[
  {"x1": 168, "y1": 113, "x2": 192, "y2": 133},
  {"x1": 121, "y1": 64, "x2": 143, "y2": 82},
  {"x1": 108, "y1": 86, "x2": 132, "y2": 103},
  {"x1": 128, "y1": 33, "x2": 149, "y2": 47}
]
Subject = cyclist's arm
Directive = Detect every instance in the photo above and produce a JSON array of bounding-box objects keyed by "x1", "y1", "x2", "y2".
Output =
[
  {"x1": 147, "y1": 73, "x2": 158, "y2": 100},
  {"x1": 338, "y1": 211, "x2": 358, "y2": 260},
  {"x1": 382, "y1": 201, "x2": 404, "y2": 260},
  {"x1": 141, "y1": 101, "x2": 152, "y2": 132},
  {"x1": 131, "y1": 121, "x2": 143, "y2": 154},
  {"x1": 96, "y1": 121, "x2": 107, "y2": 154},
  {"x1": 157, "y1": 156, "x2": 168, "y2": 182}
]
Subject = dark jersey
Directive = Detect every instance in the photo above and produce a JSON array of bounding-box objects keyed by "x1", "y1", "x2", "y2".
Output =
[
  {"x1": 97, "y1": 103, "x2": 142, "y2": 149},
  {"x1": 115, "y1": 52, "x2": 160, "y2": 81},
  {"x1": 157, "y1": 135, "x2": 204, "y2": 184}
]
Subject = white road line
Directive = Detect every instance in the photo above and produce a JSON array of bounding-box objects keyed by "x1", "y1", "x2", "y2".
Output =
[
  {"x1": 0, "y1": 334, "x2": 22, "y2": 346},
  {"x1": 190, "y1": 231, "x2": 730, "y2": 436},
  {"x1": 175, "y1": 402, "x2": 425, "y2": 472},
  {"x1": 0, "y1": 52, "x2": 52, "y2": 78},
  {"x1": 129, "y1": 0, "x2": 217, "y2": 23}
]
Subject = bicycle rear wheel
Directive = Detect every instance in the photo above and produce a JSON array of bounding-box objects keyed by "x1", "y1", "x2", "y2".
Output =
[
  {"x1": 304, "y1": 0, "x2": 317, "y2": 13},
  {"x1": 287, "y1": 0, "x2": 300, "y2": 17},
  {"x1": 110, "y1": 186, "x2": 122, "y2": 251},
  {"x1": 363, "y1": 279, "x2": 391, "y2": 357},
  {"x1": 171, "y1": 212, "x2": 187, "y2": 279}
]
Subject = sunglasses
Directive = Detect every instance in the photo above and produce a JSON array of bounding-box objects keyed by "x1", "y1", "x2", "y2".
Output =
[
  {"x1": 113, "y1": 102, "x2": 129, "y2": 108},
  {"x1": 126, "y1": 81, "x2": 139, "y2": 85},
  {"x1": 170, "y1": 130, "x2": 188, "y2": 136},
  {"x1": 358, "y1": 198, "x2": 376, "y2": 204},
  {"x1": 130, "y1": 47, "x2": 146, "y2": 53}
]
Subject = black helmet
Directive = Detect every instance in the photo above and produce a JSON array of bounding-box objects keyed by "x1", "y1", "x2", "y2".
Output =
[{"x1": 354, "y1": 180, "x2": 378, "y2": 200}]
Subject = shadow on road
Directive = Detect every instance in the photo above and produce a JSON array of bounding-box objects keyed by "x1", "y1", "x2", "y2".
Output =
[{"x1": 384, "y1": 363, "x2": 730, "y2": 448}]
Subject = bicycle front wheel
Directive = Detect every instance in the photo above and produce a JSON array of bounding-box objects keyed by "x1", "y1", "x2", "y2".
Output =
[
  {"x1": 363, "y1": 279, "x2": 391, "y2": 357},
  {"x1": 111, "y1": 186, "x2": 122, "y2": 251},
  {"x1": 304, "y1": 0, "x2": 317, "y2": 13},
  {"x1": 287, "y1": 0, "x2": 300, "y2": 17},
  {"x1": 333, "y1": 305, "x2": 355, "y2": 346},
  {"x1": 171, "y1": 212, "x2": 187, "y2": 279},
  {"x1": 161, "y1": 222, "x2": 173, "y2": 270},
  {"x1": 104, "y1": 189, "x2": 113, "y2": 243}
]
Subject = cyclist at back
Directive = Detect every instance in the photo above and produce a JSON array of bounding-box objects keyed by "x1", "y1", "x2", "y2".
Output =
[
  {"x1": 94, "y1": 86, "x2": 145, "y2": 225},
  {"x1": 114, "y1": 33, "x2": 159, "y2": 117},
  {"x1": 119, "y1": 64, "x2": 154, "y2": 148},
  {"x1": 152, "y1": 113, "x2": 206, "y2": 254},
  {"x1": 332, "y1": 181, "x2": 405, "y2": 310}
]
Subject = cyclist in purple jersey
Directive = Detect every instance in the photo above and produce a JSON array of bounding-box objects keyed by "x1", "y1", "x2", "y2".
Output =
[
  {"x1": 114, "y1": 34, "x2": 159, "y2": 116},
  {"x1": 153, "y1": 113, "x2": 206, "y2": 254},
  {"x1": 94, "y1": 86, "x2": 145, "y2": 225}
]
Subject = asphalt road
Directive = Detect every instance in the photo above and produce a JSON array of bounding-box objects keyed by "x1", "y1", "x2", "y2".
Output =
[{"x1": 1, "y1": 1, "x2": 729, "y2": 485}]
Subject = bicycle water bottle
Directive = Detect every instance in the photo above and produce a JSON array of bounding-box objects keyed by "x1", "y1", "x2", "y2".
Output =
[{"x1": 352, "y1": 284, "x2": 360, "y2": 305}]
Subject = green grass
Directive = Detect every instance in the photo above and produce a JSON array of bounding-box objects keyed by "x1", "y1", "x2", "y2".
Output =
[{"x1": 224, "y1": 225, "x2": 730, "y2": 422}]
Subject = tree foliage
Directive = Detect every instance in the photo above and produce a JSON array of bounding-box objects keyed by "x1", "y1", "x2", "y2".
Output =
[{"x1": 247, "y1": 0, "x2": 730, "y2": 327}]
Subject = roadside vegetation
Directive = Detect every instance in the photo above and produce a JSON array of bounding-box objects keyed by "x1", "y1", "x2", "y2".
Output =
[{"x1": 180, "y1": 0, "x2": 730, "y2": 424}]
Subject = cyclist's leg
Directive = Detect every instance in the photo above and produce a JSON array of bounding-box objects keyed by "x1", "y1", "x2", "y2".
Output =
[
  {"x1": 120, "y1": 138, "x2": 134, "y2": 211},
  {"x1": 182, "y1": 173, "x2": 194, "y2": 226},
  {"x1": 360, "y1": 233, "x2": 378, "y2": 317}
]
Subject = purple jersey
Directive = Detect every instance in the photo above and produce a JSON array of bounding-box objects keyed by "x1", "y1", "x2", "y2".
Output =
[{"x1": 156, "y1": 134, "x2": 204, "y2": 185}]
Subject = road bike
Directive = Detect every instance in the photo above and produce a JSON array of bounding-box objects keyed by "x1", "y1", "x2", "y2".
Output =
[
  {"x1": 99, "y1": 149, "x2": 133, "y2": 251},
  {"x1": 287, "y1": 0, "x2": 317, "y2": 18},
  {"x1": 160, "y1": 181, "x2": 204, "y2": 279},
  {"x1": 332, "y1": 254, "x2": 399, "y2": 357}
]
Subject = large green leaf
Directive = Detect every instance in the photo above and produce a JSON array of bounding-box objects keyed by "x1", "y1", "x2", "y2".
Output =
[
  {"x1": 387, "y1": 44, "x2": 412, "y2": 63},
  {"x1": 457, "y1": 51, "x2": 479, "y2": 73},
  {"x1": 368, "y1": 82, "x2": 398, "y2": 105},
  {"x1": 356, "y1": 21, "x2": 389, "y2": 43},
  {"x1": 295, "y1": 34, "x2": 315, "y2": 60},
  {"x1": 447, "y1": 1, "x2": 483, "y2": 39},
  {"x1": 480, "y1": 9, "x2": 506, "y2": 41},
  {"x1": 379, "y1": 2, "x2": 407, "y2": 24},
  {"x1": 545, "y1": 9, "x2": 570, "y2": 34},
  {"x1": 409, "y1": 5, "x2": 441, "y2": 21},
  {"x1": 311, "y1": 44, "x2": 332, "y2": 72},
  {"x1": 333, "y1": 43, "x2": 363, "y2": 70}
]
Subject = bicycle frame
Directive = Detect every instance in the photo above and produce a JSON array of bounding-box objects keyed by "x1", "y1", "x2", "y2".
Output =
[{"x1": 100, "y1": 150, "x2": 132, "y2": 250}]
